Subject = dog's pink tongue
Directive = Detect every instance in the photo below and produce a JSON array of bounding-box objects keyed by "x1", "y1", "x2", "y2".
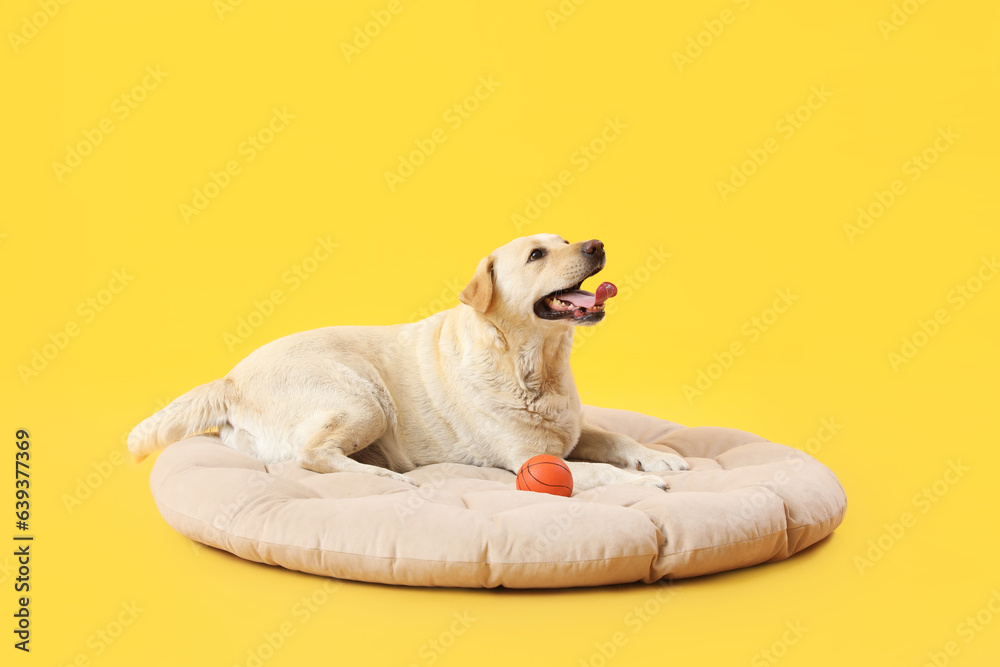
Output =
[{"x1": 561, "y1": 282, "x2": 618, "y2": 309}]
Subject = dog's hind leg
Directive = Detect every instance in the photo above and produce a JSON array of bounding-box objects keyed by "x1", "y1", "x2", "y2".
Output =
[{"x1": 297, "y1": 398, "x2": 417, "y2": 486}]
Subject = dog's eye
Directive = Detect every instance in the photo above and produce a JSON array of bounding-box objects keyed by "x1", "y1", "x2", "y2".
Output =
[{"x1": 527, "y1": 248, "x2": 546, "y2": 262}]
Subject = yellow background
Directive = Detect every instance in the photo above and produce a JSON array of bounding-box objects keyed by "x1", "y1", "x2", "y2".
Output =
[{"x1": 3, "y1": 0, "x2": 999, "y2": 665}]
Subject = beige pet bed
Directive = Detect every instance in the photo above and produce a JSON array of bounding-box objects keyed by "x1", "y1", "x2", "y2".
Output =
[{"x1": 148, "y1": 405, "x2": 846, "y2": 588}]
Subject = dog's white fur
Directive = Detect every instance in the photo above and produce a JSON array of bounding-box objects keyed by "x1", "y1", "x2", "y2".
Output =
[{"x1": 128, "y1": 234, "x2": 688, "y2": 492}]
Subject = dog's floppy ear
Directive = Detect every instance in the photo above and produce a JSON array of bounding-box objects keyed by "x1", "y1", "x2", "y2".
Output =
[{"x1": 459, "y1": 255, "x2": 495, "y2": 314}]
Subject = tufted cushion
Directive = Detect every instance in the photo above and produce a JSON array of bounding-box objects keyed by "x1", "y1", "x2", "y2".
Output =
[{"x1": 147, "y1": 405, "x2": 847, "y2": 588}]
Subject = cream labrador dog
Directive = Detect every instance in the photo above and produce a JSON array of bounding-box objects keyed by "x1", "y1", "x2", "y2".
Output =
[{"x1": 128, "y1": 233, "x2": 688, "y2": 492}]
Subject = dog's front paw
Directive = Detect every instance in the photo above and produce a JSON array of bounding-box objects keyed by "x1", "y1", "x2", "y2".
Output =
[
  {"x1": 626, "y1": 474, "x2": 671, "y2": 491},
  {"x1": 636, "y1": 452, "x2": 689, "y2": 472},
  {"x1": 374, "y1": 468, "x2": 420, "y2": 486}
]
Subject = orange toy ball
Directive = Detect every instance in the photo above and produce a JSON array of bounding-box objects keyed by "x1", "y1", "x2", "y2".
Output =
[{"x1": 515, "y1": 455, "x2": 573, "y2": 497}]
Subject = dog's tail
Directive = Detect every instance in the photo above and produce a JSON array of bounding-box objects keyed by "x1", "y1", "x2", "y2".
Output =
[{"x1": 127, "y1": 379, "x2": 229, "y2": 461}]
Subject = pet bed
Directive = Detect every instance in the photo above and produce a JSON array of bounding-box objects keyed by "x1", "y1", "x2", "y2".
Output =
[{"x1": 147, "y1": 405, "x2": 847, "y2": 588}]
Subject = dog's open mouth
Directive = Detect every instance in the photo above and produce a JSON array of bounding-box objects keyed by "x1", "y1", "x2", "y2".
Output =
[{"x1": 534, "y1": 277, "x2": 618, "y2": 324}]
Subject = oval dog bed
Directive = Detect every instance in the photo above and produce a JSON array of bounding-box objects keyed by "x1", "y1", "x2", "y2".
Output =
[{"x1": 147, "y1": 405, "x2": 847, "y2": 588}]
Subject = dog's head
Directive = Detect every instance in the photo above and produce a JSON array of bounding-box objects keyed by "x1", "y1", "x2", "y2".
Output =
[{"x1": 459, "y1": 233, "x2": 617, "y2": 327}]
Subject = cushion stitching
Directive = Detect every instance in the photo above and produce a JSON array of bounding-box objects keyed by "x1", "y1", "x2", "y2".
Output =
[
  {"x1": 159, "y1": 501, "x2": 658, "y2": 565},
  {"x1": 660, "y1": 511, "x2": 843, "y2": 558},
  {"x1": 155, "y1": 499, "x2": 844, "y2": 565}
]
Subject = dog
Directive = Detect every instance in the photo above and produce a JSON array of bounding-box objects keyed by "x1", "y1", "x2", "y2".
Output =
[{"x1": 128, "y1": 233, "x2": 689, "y2": 492}]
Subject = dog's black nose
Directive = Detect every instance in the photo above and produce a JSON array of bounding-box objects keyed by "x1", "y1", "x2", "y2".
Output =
[{"x1": 581, "y1": 239, "x2": 604, "y2": 255}]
